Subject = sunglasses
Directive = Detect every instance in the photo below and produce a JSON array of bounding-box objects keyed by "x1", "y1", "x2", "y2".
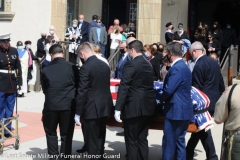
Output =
[
  {"x1": 208, "y1": 37, "x2": 212, "y2": 38},
  {"x1": 97, "y1": 22, "x2": 101, "y2": 23}
]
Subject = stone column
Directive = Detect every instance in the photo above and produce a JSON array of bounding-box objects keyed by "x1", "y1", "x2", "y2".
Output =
[
  {"x1": 51, "y1": 0, "x2": 67, "y2": 41},
  {"x1": 137, "y1": 0, "x2": 162, "y2": 45}
]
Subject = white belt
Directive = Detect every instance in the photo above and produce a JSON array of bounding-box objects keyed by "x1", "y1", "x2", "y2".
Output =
[{"x1": 0, "y1": 69, "x2": 15, "y2": 74}]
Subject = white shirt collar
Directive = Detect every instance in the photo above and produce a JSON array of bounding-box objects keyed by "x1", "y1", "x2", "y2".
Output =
[
  {"x1": 171, "y1": 58, "x2": 182, "y2": 67},
  {"x1": 194, "y1": 54, "x2": 204, "y2": 64},
  {"x1": 166, "y1": 29, "x2": 172, "y2": 33}
]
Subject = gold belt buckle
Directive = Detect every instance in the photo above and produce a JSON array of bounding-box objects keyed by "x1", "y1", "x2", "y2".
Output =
[{"x1": 8, "y1": 70, "x2": 12, "y2": 74}]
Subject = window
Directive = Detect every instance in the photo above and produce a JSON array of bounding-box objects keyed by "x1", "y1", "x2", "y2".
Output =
[
  {"x1": 129, "y1": 3, "x2": 137, "y2": 22},
  {"x1": 0, "y1": 0, "x2": 4, "y2": 11},
  {"x1": 66, "y1": 0, "x2": 76, "y2": 28}
]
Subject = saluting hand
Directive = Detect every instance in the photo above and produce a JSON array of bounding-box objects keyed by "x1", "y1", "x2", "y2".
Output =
[
  {"x1": 114, "y1": 110, "x2": 122, "y2": 123},
  {"x1": 74, "y1": 114, "x2": 81, "y2": 126}
]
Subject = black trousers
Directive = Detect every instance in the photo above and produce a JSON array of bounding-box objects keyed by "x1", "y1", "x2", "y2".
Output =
[
  {"x1": 124, "y1": 116, "x2": 152, "y2": 160},
  {"x1": 83, "y1": 117, "x2": 108, "y2": 158},
  {"x1": 186, "y1": 110, "x2": 218, "y2": 160},
  {"x1": 69, "y1": 52, "x2": 77, "y2": 64},
  {"x1": 42, "y1": 110, "x2": 75, "y2": 160}
]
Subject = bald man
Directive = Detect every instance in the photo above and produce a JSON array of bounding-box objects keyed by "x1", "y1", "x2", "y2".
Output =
[
  {"x1": 108, "y1": 19, "x2": 123, "y2": 35},
  {"x1": 77, "y1": 14, "x2": 89, "y2": 44},
  {"x1": 37, "y1": 32, "x2": 47, "y2": 58}
]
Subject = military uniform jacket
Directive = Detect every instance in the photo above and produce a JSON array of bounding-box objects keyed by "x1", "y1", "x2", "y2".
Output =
[{"x1": 0, "y1": 47, "x2": 22, "y2": 93}]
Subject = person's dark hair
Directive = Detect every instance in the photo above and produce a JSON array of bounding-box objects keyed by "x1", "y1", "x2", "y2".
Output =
[
  {"x1": 209, "y1": 52, "x2": 218, "y2": 58},
  {"x1": 162, "y1": 55, "x2": 169, "y2": 63},
  {"x1": 213, "y1": 21, "x2": 221, "y2": 30},
  {"x1": 92, "y1": 15, "x2": 98, "y2": 20},
  {"x1": 16, "y1": 41, "x2": 23, "y2": 46},
  {"x1": 166, "y1": 42, "x2": 182, "y2": 57},
  {"x1": 207, "y1": 33, "x2": 216, "y2": 42},
  {"x1": 152, "y1": 43, "x2": 160, "y2": 52},
  {"x1": 127, "y1": 40, "x2": 144, "y2": 53},
  {"x1": 49, "y1": 44, "x2": 63, "y2": 55},
  {"x1": 24, "y1": 40, "x2": 32, "y2": 45},
  {"x1": 46, "y1": 36, "x2": 54, "y2": 44}
]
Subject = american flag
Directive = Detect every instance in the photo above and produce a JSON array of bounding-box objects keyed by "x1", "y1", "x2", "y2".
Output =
[{"x1": 111, "y1": 80, "x2": 214, "y2": 132}]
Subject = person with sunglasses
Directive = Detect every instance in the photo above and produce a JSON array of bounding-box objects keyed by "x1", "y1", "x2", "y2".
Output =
[
  {"x1": 207, "y1": 33, "x2": 221, "y2": 56},
  {"x1": 89, "y1": 18, "x2": 108, "y2": 57}
]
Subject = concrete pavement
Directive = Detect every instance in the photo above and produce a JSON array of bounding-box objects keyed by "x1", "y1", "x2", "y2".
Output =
[{"x1": 0, "y1": 91, "x2": 224, "y2": 160}]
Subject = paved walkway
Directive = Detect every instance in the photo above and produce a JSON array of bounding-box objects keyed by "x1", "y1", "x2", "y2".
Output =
[{"x1": 0, "y1": 92, "x2": 223, "y2": 160}]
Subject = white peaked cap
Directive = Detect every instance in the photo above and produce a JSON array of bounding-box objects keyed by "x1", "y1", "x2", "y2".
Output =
[{"x1": 0, "y1": 33, "x2": 11, "y2": 41}]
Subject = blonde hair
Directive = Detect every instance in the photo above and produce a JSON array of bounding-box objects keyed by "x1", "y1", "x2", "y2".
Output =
[
  {"x1": 93, "y1": 45, "x2": 101, "y2": 54},
  {"x1": 72, "y1": 19, "x2": 78, "y2": 23},
  {"x1": 112, "y1": 25, "x2": 121, "y2": 35},
  {"x1": 77, "y1": 42, "x2": 94, "y2": 54}
]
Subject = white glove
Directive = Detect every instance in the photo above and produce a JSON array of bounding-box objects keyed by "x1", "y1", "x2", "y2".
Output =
[
  {"x1": 114, "y1": 110, "x2": 122, "y2": 123},
  {"x1": 74, "y1": 114, "x2": 81, "y2": 126}
]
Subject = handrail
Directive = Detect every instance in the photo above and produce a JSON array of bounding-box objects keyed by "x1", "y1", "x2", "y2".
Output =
[
  {"x1": 58, "y1": 40, "x2": 70, "y2": 61},
  {"x1": 108, "y1": 48, "x2": 120, "y2": 73},
  {"x1": 220, "y1": 48, "x2": 230, "y2": 69}
]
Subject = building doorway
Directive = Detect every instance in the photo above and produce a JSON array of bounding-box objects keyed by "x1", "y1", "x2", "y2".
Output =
[
  {"x1": 102, "y1": 0, "x2": 137, "y2": 58},
  {"x1": 189, "y1": 0, "x2": 240, "y2": 41}
]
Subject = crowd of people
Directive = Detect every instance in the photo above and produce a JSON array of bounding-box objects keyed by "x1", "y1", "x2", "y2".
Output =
[{"x1": 0, "y1": 12, "x2": 240, "y2": 160}]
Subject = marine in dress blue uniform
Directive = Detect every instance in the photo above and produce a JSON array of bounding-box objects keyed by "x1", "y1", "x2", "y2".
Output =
[{"x1": 0, "y1": 33, "x2": 22, "y2": 136}]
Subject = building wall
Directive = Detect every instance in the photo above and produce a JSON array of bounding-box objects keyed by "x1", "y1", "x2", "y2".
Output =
[
  {"x1": 137, "y1": 0, "x2": 162, "y2": 45},
  {"x1": 0, "y1": 0, "x2": 51, "y2": 52},
  {"x1": 78, "y1": 0, "x2": 102, "y2": 22},
  {"x1": 51, "y1": 0, "x2": 67, "y2": 41},
  {"x1": 160, "y1": 0, "x2": 189, "y2": 43}
]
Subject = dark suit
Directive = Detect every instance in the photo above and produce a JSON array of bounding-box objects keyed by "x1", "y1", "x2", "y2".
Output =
[
  {"x1": 112, "y1": 53, "x2": 129, "y2": 79},
  {"x1": 0, "y1": 47, "x2": 22, "y2": 135},
  {"x1": 160, "y1": 59, "x2": 192, "y2": 160},
  {"x1": 36, "y1": 37, "x2": 46, "y2": 58},
  {"x1": 76, "y1": 55, "x2": 113, "y2": 158},
  {"x1": 41, "y1": 58, "x2": 78, "y2": 159},
  {"x1": 78, "y1": 21, "x2": 89, "y2": 44},
  {"x1": 186, "y1": 55, "x2": 221, "y2": 160},
  {"x1": 115, "y1": 55, "x2": 156, "y2": 160},
  {"x1": 165, "y1": 32, "x2": 173, "y2": 44}
]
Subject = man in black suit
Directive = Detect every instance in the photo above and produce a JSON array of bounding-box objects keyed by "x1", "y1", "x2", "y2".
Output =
[
  {"x1": 41, "y1": 44, "x2": 79, "y2": 159},
  {"x1": 186, "y1": 41, "x2": 225, "y2": 160},
  {"x1": 74, "y1": 42, "x2": 113, "y2": 159},
  {"x1": 36, "y1": 32, "x2": 46, "y2": 58},
  {"x1": 78, "y1": 14, "x2": 89, "y2": 44},
  {"x1": 114, "y1": 40, "x2": 157, "y2": 160}
]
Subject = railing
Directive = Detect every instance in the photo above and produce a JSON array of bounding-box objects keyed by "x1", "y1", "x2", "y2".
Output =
[
  {"x1": 107, "y1": 48, "x2": 120, "y2": 74},
  {"x1": 58, "y1": 40, "x2": 70, "y2": 61}
]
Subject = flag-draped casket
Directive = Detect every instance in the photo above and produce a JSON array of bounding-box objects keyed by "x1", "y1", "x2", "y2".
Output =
[{"x1": 108, "y1": 80, "x2": 214, "y2": 132}]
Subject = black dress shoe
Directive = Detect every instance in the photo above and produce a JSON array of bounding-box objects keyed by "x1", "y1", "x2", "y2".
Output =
[
  {"x1": 76, "y1": 148, "x2": 87, "y2": 153},
  {"x1": 116, "y1": 131, "x2": 124, "y2": 136},
  {"x1": 4, "y1": 134, "x2": 11, "y2": 138}
]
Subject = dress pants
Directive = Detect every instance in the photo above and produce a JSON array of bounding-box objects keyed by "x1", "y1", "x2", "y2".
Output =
[
  {"x1": 186, "y1": 110, "x2": 218, "y2": 160},
  {"x1": 83, "y1": 117, "x2": 108, "y2": 159},
  {"x1": 162, "y1": 118, "x2": 190, "y2": 160},
  {"x1": 0, "y1": 92, "x2": 16, "y2": 134},
  {"x1": 186, "y1": 129, "x2": 218, "y2": 160},
  {"x1": 69, "y1": 52, "x2": 77, "y2": 64},
  {"x1": 42, "y1": 110, "x2": 75, "y2": 160},
  {"x1": 97, "y1": 43, "x2": 106, "y2": 58},
  {"x1": 124, "y1": 116, "x2": 152, "y2": 160}
]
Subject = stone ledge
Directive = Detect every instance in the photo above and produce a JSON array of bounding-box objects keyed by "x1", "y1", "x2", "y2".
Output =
[{"x1": 0, "y1": 12, "x2": 15, "y2": 21}]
